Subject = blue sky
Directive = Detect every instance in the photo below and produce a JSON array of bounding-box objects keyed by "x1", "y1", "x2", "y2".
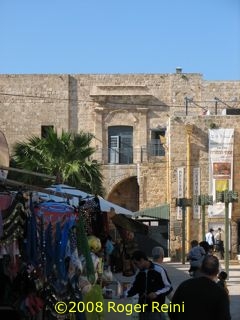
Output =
[{"x1": 0, "y1": 0, "x2": 239, "y2": 80}]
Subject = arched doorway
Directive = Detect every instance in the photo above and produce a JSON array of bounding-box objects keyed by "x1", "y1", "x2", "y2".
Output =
[{"x1": 107, "y1": 176, "x2": 139, "y2": 212}]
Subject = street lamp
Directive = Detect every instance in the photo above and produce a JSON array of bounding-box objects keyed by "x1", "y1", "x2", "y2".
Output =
[
  {"x1": 176, "y1": 197, "x2": 192, "y2": 264},
  {"x1": 216, "y1": 190, "x2": 238, "y2": 276},
  {"x1": 193, "y1": 194, "x2": 213, "y2": 240}
]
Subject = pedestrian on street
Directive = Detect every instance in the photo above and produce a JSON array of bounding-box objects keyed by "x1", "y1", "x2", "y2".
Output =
[
  {"x1": 169, "y1": 255, "x2": 231, "y2": 320},
  {"x1": 215, "y1": 228, "x2": 224, "y2": 259},
  {"x1": 152, "y1": 246, "x2": 173, "y2": 300},
  {"x1": 199, "y1": 241, "x2": 211, "y2": 255},
  {"x1": 205, "y1": 228, "x2": 215, "y2": 252},
  {"x1": 187, "y1": 240, "x2": 206, "y2": 277},
  {"x1": 127, "y1": 250, "x2": 171, "y2": 320}
]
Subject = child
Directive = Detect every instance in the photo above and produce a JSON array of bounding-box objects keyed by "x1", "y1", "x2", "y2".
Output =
[{"x1": 217, "y1": 271, "x2": 229, "y2": 297}]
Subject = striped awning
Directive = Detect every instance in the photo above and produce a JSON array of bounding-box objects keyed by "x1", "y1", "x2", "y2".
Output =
[{"x1": 133, "y1": 204, "x2": 170, "y2": 220}]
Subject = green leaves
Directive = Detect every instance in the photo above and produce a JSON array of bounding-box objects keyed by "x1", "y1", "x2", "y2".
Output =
[{"x1": 10, "y1": 128, "x2": 104, "y2": 195}]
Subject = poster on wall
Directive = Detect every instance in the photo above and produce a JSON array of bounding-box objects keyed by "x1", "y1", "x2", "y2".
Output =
[
  {"x1": 177, "y1": 167, "x2": 185, "y2": 220},
  {"x1": 208, "y1": 128, "x2": 234, "y2": 217},
  {"x1": 193, "y1": 167, "x2": 201, "y2": 219}
]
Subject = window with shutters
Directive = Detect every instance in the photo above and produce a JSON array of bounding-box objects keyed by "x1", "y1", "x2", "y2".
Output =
[
  {"x1": 108, "y1": 126, "x2": 133, "y2": 164},
  {"x1": 149, "y1": 129, "x2": 165, "y2": 156}
]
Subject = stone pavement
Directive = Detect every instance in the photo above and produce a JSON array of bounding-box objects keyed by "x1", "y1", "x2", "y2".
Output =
[
  {"x1": 163, "y1": 261, "x2": 240, "y2": 320},
  {"x1": 111, "y1": 260, "x2": 240, "y2": 320}
]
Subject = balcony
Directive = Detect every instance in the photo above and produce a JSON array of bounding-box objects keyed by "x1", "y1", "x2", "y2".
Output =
[
  {"x1": 148, "y1": 139, "x2": 165, "y2": 157},
  {"x1": 93, "y1": 143, "x2": 165, "y2": 164}
]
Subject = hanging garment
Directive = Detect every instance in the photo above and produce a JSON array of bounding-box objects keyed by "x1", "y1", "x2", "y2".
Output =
[{"x1": 0, "y1": 193, "x2": 13, "y2": 211}]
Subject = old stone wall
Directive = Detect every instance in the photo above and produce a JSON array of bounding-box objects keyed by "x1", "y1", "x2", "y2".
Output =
[
  {"x1": 169, "y1": 116, "x2": 240, "y2": 256},
  {"x1": 0, "y1": 74, "x2": 69, "y2": 148},
  {"x1": 1, "y1": 73, "x2": 240, "y2": 256},
  {"x1": 1, "y1": 73, "x2": 239, "y2": 151}
]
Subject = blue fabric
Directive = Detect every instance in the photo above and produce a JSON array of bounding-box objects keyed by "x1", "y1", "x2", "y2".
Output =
[
  {"x1": 36, "y1": 201, "x2": 74, "y2": 214},
  {"x1": 59, "y1": 219, "x2": 75, "y2": 279},
  {"x1": 55, "y1": 221, "x2": 62, "y2": 278},
  {"x1": 55, "y1": 217, "x2": 76, "y2": 280},
  {"x1": 105, "y1": 239, "x2": 114, "y2": 255},
  {"x1": 45, "y1": 222, "x2": 53, "y2": 277}
]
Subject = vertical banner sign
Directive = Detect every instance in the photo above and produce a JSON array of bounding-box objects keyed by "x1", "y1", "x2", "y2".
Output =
[
  {"x1": 208, "y1": 128, "x2": 234, "y2": 217},
  {"x1": 177, "y1": 167, "x2": 185, "y2": 220},
  {"x1": 193, "y1": 167, "x2": 201, "y2": 219}
]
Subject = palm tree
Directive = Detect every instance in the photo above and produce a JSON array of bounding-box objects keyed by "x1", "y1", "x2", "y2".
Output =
[{"x1": 10, "y1": 128, "x2": 104, "y2": 195}]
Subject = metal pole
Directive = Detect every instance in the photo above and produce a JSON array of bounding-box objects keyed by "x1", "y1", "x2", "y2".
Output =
[
  {"x1": 0, "y1": 165, "x2": 56, "y2": 180},
  {"x1": 182, "y1": 205, "x2": 186, "y2": 264},
  {"x1": 186, "y1": 124, "x2": 193, "y2": 252},
  {"x1": 201, "y1": 204, "x2": 206, "y2": 240},
  {"x1": 224, "y1": 202, "x2": 229, "y2": 276}
]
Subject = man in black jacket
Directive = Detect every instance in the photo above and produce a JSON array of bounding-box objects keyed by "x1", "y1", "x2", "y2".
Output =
[
  {"x1": 127, "y1": 250, "x2": 171, "y2": 320},
  {"x1": 169, "y1": 255, "x2": 231, "y2": 320}
]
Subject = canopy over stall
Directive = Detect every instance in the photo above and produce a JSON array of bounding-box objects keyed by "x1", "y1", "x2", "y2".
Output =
[
  {"x1": 133, "y1": 204, "x2": 170, "y2": 220},
  {"x1": 38, "y1": 184, "x2": 133, "y2": 216},
  {"x1": 111, "y1": 214, "x2": 148, "y2": 234}
]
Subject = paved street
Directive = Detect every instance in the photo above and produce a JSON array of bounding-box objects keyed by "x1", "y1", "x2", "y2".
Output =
[
  {"x1": 109, "y1": 260, "x2": 240, "y2": 320},
  {"x1": 163, "y1": 261, "x2": 240, "y2": 320}
]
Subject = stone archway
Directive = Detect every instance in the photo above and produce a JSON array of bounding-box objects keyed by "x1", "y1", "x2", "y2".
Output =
[{"x1": 107, "y1": 176, "x2": 139, "y2": 212}]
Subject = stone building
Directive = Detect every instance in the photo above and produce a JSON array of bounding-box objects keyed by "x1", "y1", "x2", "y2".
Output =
[{"x1": 0, "y1": 71, "x2": 240, "y2": 258}]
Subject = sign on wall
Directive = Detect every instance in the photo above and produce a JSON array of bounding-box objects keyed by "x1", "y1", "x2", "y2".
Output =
[
  {"x1": 208, "y1": 128, "x2": 234, "y2": 217},
  {"x1": 177, "y1": 167, "x2": 185, "y2": 220},
  {"x1": 193, "y1": 167, "x2": 201, "y2": 219}
]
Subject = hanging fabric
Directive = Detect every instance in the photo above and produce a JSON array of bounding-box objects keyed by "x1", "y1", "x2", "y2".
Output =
[
  {"x1": 76, "y1": 209, "x2": 95, "y2": 284},
  {"x1": 54, "y1": 220, "x2": 63, "y2": 278},
  {"x1": 26, "y1": 196, "x2": 38, "y2": 266}
]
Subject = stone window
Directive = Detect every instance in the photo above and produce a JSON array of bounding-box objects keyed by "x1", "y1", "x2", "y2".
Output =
[
  {"x1": 108, "y1": 126, "x2": 133, "y2": 164},
  {"x1": 149, "y1": 128, "x2": 166, "y2": 156}
]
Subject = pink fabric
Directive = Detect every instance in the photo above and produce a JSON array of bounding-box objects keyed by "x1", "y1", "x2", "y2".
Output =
[
  {"x1": 0, "y1": 194, "x2": 12, "y2": 210},
  {"x1": 0, "y1": 210, "x2": 2, "y2": 237}
]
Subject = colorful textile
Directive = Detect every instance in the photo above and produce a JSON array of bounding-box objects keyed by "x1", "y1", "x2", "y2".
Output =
[{"x1": 83, "y1": 284, "x2": 105, "y2": 320}]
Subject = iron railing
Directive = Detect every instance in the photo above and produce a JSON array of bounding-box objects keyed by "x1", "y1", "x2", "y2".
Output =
[{"x1": 93, "y1": 143, "x2": 165, "y2": 164}]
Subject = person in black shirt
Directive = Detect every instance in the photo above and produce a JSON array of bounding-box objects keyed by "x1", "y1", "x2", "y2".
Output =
[
  {"x1": 127, "y1": 250, "x2": 169, "y2": 320},
  {"x1": 169, "y1": 255, "x2": 231, "y2": 320}
]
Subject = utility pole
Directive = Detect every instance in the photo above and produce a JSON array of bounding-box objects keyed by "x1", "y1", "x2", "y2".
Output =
[
  {"x1": 185, "y1": 97, "x2": 189, "y2": 115},
  {"x1": 186, "y1": 124, "x2": 193, "y2": 252},
  {"x1": 194, "y1": 194, "x2": 213, "y2": 240},
  {"x1": 176, "y1": 197, "x2": 192, "y2": 264},
  {"x1": 216, "y1": 190, "x2": 238, "y2": 276}
]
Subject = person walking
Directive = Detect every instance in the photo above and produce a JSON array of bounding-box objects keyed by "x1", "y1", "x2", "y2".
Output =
[
  {"x1": 127, "y1": 250, "x2": 171, "y2": 320},
  {"x1": 187, "y1": 240, "x2": 206, "y2": 277},
  {"x1": 152, "y1": 246, "x2": 173, "y2": 320},
  {"x1": 205, "y1": 228, "x2": 215, "y2": 252},
  {"x1": 152, "y1": 247, "x2": 173, "y2": 298},
  {"x1": 215, "y1": 228, "x2": 224, "y2": 259},
  {"x1": 168, "y1": 255, "x2": 231, "y2": 320},
  {"x1": 199, "y1": 241, "x2": 211, "y2": 255}
]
